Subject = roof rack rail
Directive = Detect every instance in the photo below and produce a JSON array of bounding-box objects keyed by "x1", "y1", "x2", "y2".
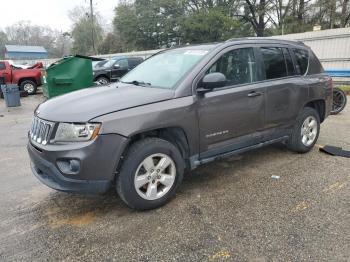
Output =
[{"x1": 225, "y1": 37, "x2": 306, "y2": 46}]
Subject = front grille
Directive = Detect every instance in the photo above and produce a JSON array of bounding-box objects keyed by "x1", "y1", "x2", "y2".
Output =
[{"x1": 29, "y1": 117, "x2": 54, "y2": 145}]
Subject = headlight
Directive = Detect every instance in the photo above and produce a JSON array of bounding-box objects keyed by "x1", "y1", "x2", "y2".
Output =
[{"x1": 54, "y1": 123, "x2": 101, "y2": 142}]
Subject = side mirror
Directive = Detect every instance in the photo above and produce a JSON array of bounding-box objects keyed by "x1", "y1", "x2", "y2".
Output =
[
  {"x1": 113, "y1": 64, "x2": 120, "y2": 69},
  {"x1": 199, "y1": 72, "x2": 226, "y2": 90}
]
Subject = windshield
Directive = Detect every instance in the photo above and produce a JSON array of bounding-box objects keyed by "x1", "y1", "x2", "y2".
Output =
[
  {"x1": 121, "y1": 49, "x2": 210, "y2": 89},
  {"x1": 103, "y1": 59, "x2": 118, "y2": 68},
  {"x1": 94, "y1": 60, "x2": 108, "y2": 68}
]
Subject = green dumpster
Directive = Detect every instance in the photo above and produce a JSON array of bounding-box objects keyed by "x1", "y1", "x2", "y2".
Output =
[{"x1": 42, "y1": 55, "x2": 103, "y2": 98}]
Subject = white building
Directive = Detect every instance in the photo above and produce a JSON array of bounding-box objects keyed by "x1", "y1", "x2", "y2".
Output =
[{"x1": 273, "y1": 27, "x2": 350, "y2": 70}]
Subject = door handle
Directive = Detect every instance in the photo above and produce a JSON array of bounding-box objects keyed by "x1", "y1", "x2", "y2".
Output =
[{"x1": 247, "y1": 91, "x2": 263, "y2": 97}]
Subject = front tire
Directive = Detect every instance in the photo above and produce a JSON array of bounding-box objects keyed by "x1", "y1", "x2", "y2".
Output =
[
  {"x1": 96, "y1": 76, "x2": 110, "y2": 85},
  {"x1": 116, "y1": 138, "x2": 184, "y2": 210},
  {"x1": 20, "y1": 80, "x2": 37, "y2": 95},
  {"x1": 287, "y1": 107, "x2": 320, "y2": 153}
]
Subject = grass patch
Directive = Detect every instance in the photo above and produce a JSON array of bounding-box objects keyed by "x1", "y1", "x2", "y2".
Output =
[
  {"x1": 336, "y1": 85, "x2": 350, "y2": 94},
  {"x1": 337, "y1": 85, "x2": 350, "y2": 92}
]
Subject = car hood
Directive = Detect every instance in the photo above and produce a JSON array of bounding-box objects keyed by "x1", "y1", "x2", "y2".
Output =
[{"x1": 36, "y1": 84, "x2": 175, "y2": 122}]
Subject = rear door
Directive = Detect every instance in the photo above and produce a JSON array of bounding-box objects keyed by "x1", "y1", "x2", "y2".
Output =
[
  {"x1": 197, "y1": 46, "x2": 266, "y2": 158},
  {"x1": 259, "y1": 46, "x2": 308, "y2": 138}
]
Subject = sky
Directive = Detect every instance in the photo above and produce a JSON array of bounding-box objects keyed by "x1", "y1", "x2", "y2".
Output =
[{"x1": 0, "y1": 0, "x2": 119, "y2": 32}]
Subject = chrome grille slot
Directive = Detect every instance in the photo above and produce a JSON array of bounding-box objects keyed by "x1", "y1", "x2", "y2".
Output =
[{"x1": 30, "y1": 117, "x2": 54, "y2": 145}]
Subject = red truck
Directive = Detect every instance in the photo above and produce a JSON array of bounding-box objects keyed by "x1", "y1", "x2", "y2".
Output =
[{"x1": 0, "y1": 60, "x2": 42, "y2": 95}]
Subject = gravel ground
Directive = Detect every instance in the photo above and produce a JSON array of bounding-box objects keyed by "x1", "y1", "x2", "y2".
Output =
[{"x1": 0, "y1": 94, "x2": 349, "y2": 262}]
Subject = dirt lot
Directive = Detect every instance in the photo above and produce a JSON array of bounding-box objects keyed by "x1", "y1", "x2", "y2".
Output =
[{"x1": 0, "y1": 94, "x2": 349, "y2": 262}]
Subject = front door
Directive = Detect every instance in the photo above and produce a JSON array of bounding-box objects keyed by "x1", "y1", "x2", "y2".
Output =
[
  {"x1": 197, "y1": 47, "x2": 266, "y2": 158},
  {"x1": 111, "y1": 59, "x2": 129, "y2": 81}
]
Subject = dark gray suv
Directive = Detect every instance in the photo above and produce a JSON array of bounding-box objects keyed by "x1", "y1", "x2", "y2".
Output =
[{"x1": 27, "y1": 38, "x2": 333, "y2": 210}]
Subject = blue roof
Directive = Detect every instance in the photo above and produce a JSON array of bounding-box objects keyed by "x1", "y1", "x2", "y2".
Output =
[{"x1": 5, "y1": 45, "x2": 47, "y2": 53}]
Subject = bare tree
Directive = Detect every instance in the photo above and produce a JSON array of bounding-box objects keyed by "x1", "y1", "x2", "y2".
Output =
[
  {"x1": 4, "y1": 21, "x2": 72, "y2": 58},
  {"x1": 340, "y1": 0, "x2": 350, "y2": 26},
  {"x1": 271, "y1": 0, "x2": 293, "y2": 34},
  {"x1": 238, "y1": 0, "x2": 271, "y2": 36}
]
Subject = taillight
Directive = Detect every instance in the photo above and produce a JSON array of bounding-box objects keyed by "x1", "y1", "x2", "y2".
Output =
[{"x1": 326, "y1": 76, "x2": 333, "y2": 90}]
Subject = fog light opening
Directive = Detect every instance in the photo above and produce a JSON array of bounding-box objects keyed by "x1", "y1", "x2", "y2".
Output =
[{"x1": 57, "y1": 159, "x2": 81, "y2": 175}]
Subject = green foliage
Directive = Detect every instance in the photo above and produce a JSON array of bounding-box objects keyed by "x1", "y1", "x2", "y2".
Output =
[
  {"x1": 114, "y1": 0, "x2": 184, "y2": 51},
  {"x1": 112, "y1": 0, "x2": 350, "y2": 51},
  {"x1": 113, "y1": 0, "x2": 253, "y2": 51},
  {"x1": 70, "y1": 7, "x2": 104, "y2": 55},
  {"x1": 98, "y1": 33, "x2": 122, "y2": 54},
  {"x1": 113, "y1": 2, "x2": 138, "y2": 51},
  {"x1": 3, "y1": 1, "x2": 350, "y2": 57},
  {"x1": 181, "y1": 8, "x2": 252, "y2": 44},
  {"x1": 338, "y1": 85, "x2": 350, "y2": 94}
]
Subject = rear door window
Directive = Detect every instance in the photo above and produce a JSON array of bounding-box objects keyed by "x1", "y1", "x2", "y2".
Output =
[
  {"x1": 283, "y1": 48, "x2": 296, "y2": 76},
  {"x1": 293, "y1": 48, "x2": 309, "y2": 75},
  {"x1": 261, "y1": 47, "x2": 287, "y2": 79},
  {"x1": 0, "y1": 62, "x2": 5, "y2": 70}
]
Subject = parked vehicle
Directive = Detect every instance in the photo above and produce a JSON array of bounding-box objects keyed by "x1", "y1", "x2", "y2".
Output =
[
  {"x1": 0, "y1": 60, "x2": 42, "y2": 95},
  {"x1": 331, "y1": 87, "x2": 347, "y2": 114},
  {"x1": 93, "y1": 56, "x2": 144, "y2": 84},
  {"x1": 28, "y1": 38, "x2": 332, "y2": 210}
]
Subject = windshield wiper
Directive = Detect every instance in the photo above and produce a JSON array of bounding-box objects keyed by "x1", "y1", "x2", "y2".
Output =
[{"x1": 121, "y1": 80, "x2": 151, "y2": 87}]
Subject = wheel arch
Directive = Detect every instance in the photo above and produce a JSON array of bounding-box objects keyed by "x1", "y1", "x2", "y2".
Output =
[
  {"x1": 304, "y1": 99, "x2": 326, "y2": 122},
  {"x1": 94, "y1": 74, "x2": 110, "y2": 81},
  {"x1": 18, "y1": 77, "x2": 38, "y2": 86},
  {"x1": 118, "y1": 126, "x2": 191, "y2": 172}
]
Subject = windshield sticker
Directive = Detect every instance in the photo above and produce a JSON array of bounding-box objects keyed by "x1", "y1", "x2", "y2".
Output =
[{"x1": 184, "y1": 50, "x2": 209, "y2": 56}]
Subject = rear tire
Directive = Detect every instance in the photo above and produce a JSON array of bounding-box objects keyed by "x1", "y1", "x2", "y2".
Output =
[
  {"x1": 20, "y1": 80, "x2": 37, "y2": 95},
  {"x1": 287, "y1": 107, "x2": 320, "y2": 153},
  {"x1": 116, "y1": 138, "x2": 184, "y2": 210}
]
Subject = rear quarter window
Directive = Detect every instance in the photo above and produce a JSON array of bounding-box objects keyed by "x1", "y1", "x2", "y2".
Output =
[
  {"x1": 307, "y1": 51, "x2": 324, "y2": 75},
  {"x1": 293, "y1": 48, "x2": 309, "y2": 75}
]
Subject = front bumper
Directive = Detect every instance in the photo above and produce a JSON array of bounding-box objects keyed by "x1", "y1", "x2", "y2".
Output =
[{"x1": 27, "y1": 134, "x2": 128, "y2": 194}]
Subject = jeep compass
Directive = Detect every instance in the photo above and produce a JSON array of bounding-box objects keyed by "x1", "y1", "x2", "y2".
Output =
[{"x1": 28, "y1": 38, "x2": 332, "y2": 210}]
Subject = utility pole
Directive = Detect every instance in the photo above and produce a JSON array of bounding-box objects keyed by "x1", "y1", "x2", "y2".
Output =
[{"x1": 90, "y1": 0, "x2": 95, "y2": 54}]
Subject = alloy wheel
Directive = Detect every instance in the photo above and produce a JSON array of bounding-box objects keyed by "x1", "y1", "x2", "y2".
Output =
[
  {"x1": 134, "y1": 153, "x2": 176, "y2": 201},
  {"x1": 23, "y1": 83, "x2": 34, "y2": 93},
  {"x1": 301, "y1": 116, "x2": 318, "y2": 146}
]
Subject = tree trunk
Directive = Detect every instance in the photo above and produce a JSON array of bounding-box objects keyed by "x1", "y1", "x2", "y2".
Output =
[
  {"x1": 257, "y1": 0, "x2": 265, "y2": 37},
  {"x1": 297, "y1": 0, "x2": 304, "y2": 32},
  {"x1": 292, "y1": 0, "x2": 297, "y2": 16},
  {"x1": 329, "y1": 0, "x2": 337, "y2": 29},
  {"x1": 341, "y1": 0, "x2": 349, "y2": 26}
]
